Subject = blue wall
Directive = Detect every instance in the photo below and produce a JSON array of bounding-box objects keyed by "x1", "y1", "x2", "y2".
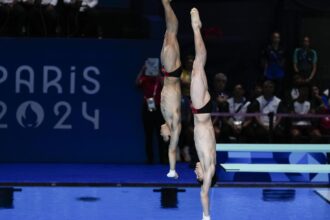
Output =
[{"x1": 0, "y1": 38, "x2": 161, "y2": 163}]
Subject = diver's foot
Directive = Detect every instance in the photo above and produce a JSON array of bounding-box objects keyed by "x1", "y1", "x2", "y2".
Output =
[
  {"x1": 167, "y1": 170, "x2": 179, "y2": 179},
  {"x1": 191, "y1": 8, "x2": 202, "y2": 31},
  {"x1": 202, "y1": 213, "x2": 211, "y2": 220}
]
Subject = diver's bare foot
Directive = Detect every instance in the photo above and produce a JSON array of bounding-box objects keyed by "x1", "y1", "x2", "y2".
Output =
[
  {"x1": 191, "y1": 8, "x2": 202, "y2": 30},
  {"x1": 161, "y1": 124, "x2": 171, "y2": 142},
  {"x1": 194, "y1": 162, "x2": 204, "y2": 181}
]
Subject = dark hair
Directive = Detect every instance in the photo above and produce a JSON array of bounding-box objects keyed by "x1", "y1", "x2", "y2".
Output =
[
  {"x1": 298, "y1": 85, "x2": 311, "y2": 97},
  {"x1": 234, "y1": 83, "x2": 245, "y2": 89},
  {"x1": 263, "y1": 80, "x2": 275, "y2": 87},
  {"x1": 303, "y1": 35, "x2": 310, "y2": 40}
]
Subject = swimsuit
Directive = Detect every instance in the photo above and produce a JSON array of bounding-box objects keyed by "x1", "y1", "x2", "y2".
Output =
[
  {"x1": 161, "y1": 66, "x2": 182, "y2": 78},
  {"x1": 191, "y1": 99, "x2": 212, "y2": 114}
]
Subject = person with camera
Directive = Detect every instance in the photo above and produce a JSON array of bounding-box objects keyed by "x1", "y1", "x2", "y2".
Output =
[{"x1": 136, "y1": 59, "x2": 167, "y2": 164}]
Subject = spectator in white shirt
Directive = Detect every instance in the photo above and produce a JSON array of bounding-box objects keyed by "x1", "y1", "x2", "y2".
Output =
[
  {"x1": 289, "y1": 86, "x2": 321, "y2": 143},
  {"x1": 222, "y1": 84, "x2": 252, "y2": 142},
  {"x1": 249, "y1": 80, "x2": 286, "y2": 143},
  {"x1": 62, "y1": 0, "x2": 101, "y2": 38},
  {"x1": 212, "y1": 73, "x2": 229, "y2": 142},
  {"x1": 0, "y1": 0, "x2": 26, "y2": 36},
  {"x1": 287, "y1": 74, "x2": 304, "y2": 102}
]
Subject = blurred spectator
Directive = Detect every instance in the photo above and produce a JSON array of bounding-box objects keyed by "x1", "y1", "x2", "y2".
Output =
[
  {"x1": 293, "y1": 36, "x2": 318, "y2": 84},
  {"x1": 212, "y1": 73, "x2": 229, "y2": 142},
  {"x1": 63, "y1": 0, "x2": 101, "y2": 38},
  {"x1": 289, "y1": 86, "x2": 321, "y2": 143},
  {"x1": 311, "y1": 85, "x2": 324, "y2": 112},
  {"x1": 323, "y1": 88, "x2": 330, "y2": 110},
  {"x1": 222, "y1": 84, "x2": 252, "y2": 142},
  {"x1": 250, "y1": 83, "x2": 263, "y2": 101},
  {"x1": 136, "y1": 59, "x2": 167, "y2": 164},
  {"x1": 287, "y1": 74, "x2": 305, "y2": 102},
  {"x1": 249, "y1": 80, "x2": 285, "y2": 143},
  {"x1": 261, "y1": 32, "x2": 286, "y2": 98},
  {"x1": 179, "y1": 54, "x2": 194, "y2": 162},
  {"x1": 25, "y1": 0, "x2": 59, "y2": 36},
  {"x1": 61, "y1": 0, "x2": 79, "y2": 37},
  {"x1": 319, "y1": 88, "x2": 330, "y2": 136},
  {"x1": 212, "y1": 73, "x2": 229, "y2": 105},
  {"x1": 180, "y1": 55, "x2": 193, "y2": 101},
  {"x1": 212, "y1": 73, "x2": 229, "y2": 114},
  {"x1": 0, "y1": 0, "x2": 26, "y2": 36}
]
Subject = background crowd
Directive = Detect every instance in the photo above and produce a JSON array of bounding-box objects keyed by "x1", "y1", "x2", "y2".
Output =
[
  {"x1": 1, "y1": 0, "x2": 329, "y2": 165},
  {"x1": 0, "y1": 0, "x2": 101, "y2": 37},
  {"x1": 137, "y1": 32, "x2": 330, "y2": 165}
]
